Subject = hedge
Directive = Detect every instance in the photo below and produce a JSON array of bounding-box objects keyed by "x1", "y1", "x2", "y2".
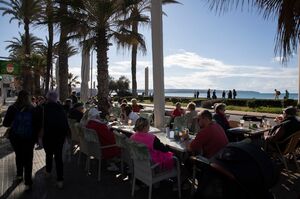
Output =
[{"x1": 114, "y1": 95, "x2": 298, "y2": 109}]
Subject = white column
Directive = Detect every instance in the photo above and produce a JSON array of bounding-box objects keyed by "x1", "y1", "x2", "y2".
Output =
[
  {"x1": 298, "y1": 45, "x2": 300, "y2": 103},
  {"x1": 151, "y1": 0, "x2": 165, "y2": 128},
  {"x1": 145, "y1": 67, "x2": 149, "y2": 96}
]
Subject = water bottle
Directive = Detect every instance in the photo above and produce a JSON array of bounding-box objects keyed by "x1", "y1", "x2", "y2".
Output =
[
  {"x1": 165, "y1": 127, "x2": 170, "y2": 138},
  {"x1": 174, "y1": 127, "x2": 179, "y2": 140}
]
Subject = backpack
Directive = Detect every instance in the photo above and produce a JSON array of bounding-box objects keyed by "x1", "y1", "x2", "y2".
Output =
[
  {"x1": 12, "y1": 107, "x2": 33, "y2": 139},
  {"x1": 276, "y1": 91, "x2": 281, "y2": 95}
]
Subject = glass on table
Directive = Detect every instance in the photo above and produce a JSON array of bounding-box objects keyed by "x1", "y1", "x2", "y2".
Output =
[
  {"x1": 128, "y1": 119, "x2": 132, "y2": 126},
  {"x1": 239, "y1": 119, "x2": 245, "y2": 127}
]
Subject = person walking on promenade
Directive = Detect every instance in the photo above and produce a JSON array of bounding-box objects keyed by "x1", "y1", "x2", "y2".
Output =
[
  {"x1": 196, "y1": 90, "x2": 200, "y2": 98},
  {"x1": 274, "y1": 89, "x2": 281, "y2": 100},
  {"x1": 233, "y1": 89, "x2": 237, "y2": 99},
  {"x1": 3, "y1": 90, "x2": 41, "y2": 191},
  {"x1": 207, "y1": 89, "x2": 211, "y2": 99},
  {"x1": 222, "y1": 90, "x2": 226, "y2": 99},
  {"x1": 228, "y1": 90, "x2": 232, "y2": 99},
  {"x1": 42, "y1": 91, "x2": 69, "y2": 189},
  {"x1": 212, "y1": 90, "x2": 217, "y2": 99},
  {"x1": 284, "y1": 90, "x2": 289, "y2": 100}
]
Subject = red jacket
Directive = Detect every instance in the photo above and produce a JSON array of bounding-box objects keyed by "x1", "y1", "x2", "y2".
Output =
[
  {"x1": 86, "y1": 120, "x2": 120, "y2": 159},
  {"x1": 190, "y1": 122, "x2": 228, "y2": 158},
  {"x1": 171, "y1": 108, "x2": 184, "y2": 118}
]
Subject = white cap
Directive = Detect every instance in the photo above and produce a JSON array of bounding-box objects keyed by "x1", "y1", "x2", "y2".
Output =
[{"x1": 88, "y1": 108, "x2": 101, "y2": 118}]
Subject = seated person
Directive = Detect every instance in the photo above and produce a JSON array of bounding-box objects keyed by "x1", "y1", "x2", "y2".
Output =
[
  {"x1": 62, "y1": 99, "x2": 72, "y2": 114},
  {"x1": 124, "y1": 105, "x2": 139, "y2": 125},
  {"x1": 69, "y1": 91, "x2": 78, "y2": 104},
  {"x1": 119, "y1": 103, "x2": 127, "y2": 122},
  {"x1": 213, "y1": 103, "x2": 230, "y2": 132},
  {"x1": 171, "y1": 102, "x2": 185, "y2": 118},
  {"x1": 187, "y1": 110, "x2": 228, "y2": 159},
  {"x1": 265, "y1": 106, "x2": 300, "y2": 151},
  {"x1": 86, "y1": 108, "x2": 120, "y2": 160},
  {"x1": 185, "y1": 102, "x2": 198, "y2": 132},
  {"x1": 68, "y1": 102, "x2": 85, "y2": 122},
  {"x1": 131, "y1": 98, "x2": 143, "y2": 113},
  {"x1": 130, "y1": 117, "x2": 174, "y2": 170}
]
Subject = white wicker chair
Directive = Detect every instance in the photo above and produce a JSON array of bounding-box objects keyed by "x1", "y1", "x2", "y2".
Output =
[
  {"x1": 113, "y1": 130, "x2": 132, "y2": 174},
  {"x1": 80, "y1": 126, "x2": 117, "y2": 181},
  {"x1": 127, "y1": 140, "x2": 181, "y2": 199}
]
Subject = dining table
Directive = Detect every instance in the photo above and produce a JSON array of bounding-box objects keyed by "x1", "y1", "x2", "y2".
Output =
[{"x1": 111, "y1": 123, "x2": 194, "y2": 158}]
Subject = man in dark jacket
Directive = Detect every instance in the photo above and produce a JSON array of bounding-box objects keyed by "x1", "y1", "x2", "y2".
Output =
[
  {"x1": 43, "y1": 91, "x2": 69, "y2": 189},
  {"x1": 68, "y1": 102, "x2": 84, "y2": 122},
  {"x1": 265, "y1": 106, "x2": 300, "y2": 150}
]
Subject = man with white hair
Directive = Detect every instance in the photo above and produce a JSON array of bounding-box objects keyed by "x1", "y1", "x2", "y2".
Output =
[{"x1": 86, "y1": 108, "x2": 120, "y2": 171}]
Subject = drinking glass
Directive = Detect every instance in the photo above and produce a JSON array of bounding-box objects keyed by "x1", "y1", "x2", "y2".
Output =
[
  {"x1": 128, "y1": 119, "x2": 132, "y2": 126},
  {"x1": 240, "y1": 119, "x2": 245, "y2": 127}
]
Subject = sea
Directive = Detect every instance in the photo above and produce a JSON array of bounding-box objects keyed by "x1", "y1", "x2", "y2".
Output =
[{"x1": 137, "y1": 89, "x2": 298, "y2": 100}]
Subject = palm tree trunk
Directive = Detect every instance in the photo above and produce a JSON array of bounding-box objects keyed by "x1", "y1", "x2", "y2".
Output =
[
  {"x1": 34, "y1": 72, "x2": 41, "y2": 95},
  {"x1": 96, "y1": 27, "x2": 109, "y2": 115},
  {"x1": 45, "y1": 0, "x2": 53, "y2": 94},
  {"x1": 23, "y1": 18, "x2": 32, "y2": 92},
  {"x1": 131, "y1": 21, "x2": 138, "y2": 97},
  {"x1": 58, "y1": 0, "x2": 69, "y2": 102}
]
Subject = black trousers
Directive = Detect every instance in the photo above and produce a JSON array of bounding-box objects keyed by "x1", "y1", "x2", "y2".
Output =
[
  {"x1": 10, "y1": 137, "x2": 35, "y2": 185},
  {"x1": 43, "y1": 141, "x2": 64, "y2": 181}
]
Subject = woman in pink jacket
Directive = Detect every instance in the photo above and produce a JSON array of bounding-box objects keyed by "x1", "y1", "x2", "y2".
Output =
[{"x1": 130, "y1": 117, "x2": 174, "y2": 170}]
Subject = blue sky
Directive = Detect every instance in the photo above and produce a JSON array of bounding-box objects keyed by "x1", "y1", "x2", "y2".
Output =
[{"x1": 0, "y1": 0, "x2": 298, "y2": 93}]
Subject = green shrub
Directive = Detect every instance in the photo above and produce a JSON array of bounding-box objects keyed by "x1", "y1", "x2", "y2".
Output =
[
  {"x1": 193, "y1": 99, "x2": 202, "y2": 107},
  {"x1": 223, "y1": 99, "x2": 248, "y2": 106},
  {"x1": 247, "y1": 99, "x2": 282, "y2": 108},
  {"x1": 170, "y1": 97, "x2": 181, "y2": 105},
  {"x1": 201, "y1": 99, "x2": 223, "y2": 109},
  {"x1": 282, "y1": 99, "x2": 297, "y2": 107}
]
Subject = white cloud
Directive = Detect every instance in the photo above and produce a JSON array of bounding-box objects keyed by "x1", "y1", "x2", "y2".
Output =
[
  {"x1": 272, "y1": 56, "x2": 283, "y2": 63},
  {"x1": 69, "y1": 50, "x2": 298, "y2": 92}
]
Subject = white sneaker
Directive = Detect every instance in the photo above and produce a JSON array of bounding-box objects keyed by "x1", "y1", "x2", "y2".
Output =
[{"x1": 56, "y1": 181, "x2": 64, "y2": 189}]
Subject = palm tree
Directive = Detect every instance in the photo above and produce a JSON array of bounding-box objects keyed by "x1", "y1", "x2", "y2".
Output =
[
  {"x1": 206, "y1": 0, "x2": 300, "y2": 62},
  {"x1": 37, "y1": 0, "x2": 56, "y2": 94},
  {"x1": 5, "y1": 33, "x2": 43, "y2": 59},
  {"x1": 5, "y1": 33, "x2": 44, "y2": 94},
  {"x1": 75, "y1": 0, "x2": 146, "y2": 115},
  {"x1": 68, "y1": 73, "x2": 80, "y2": 95},
  {"x1": 0, "y1": 0, "x2": 42, "y2": 91},
  {"x1": 57, "y1": 0, "x2": 69, "y2": 102},
  {"x1": 125, "y1": 0, "x2": 179, "y2": 97}
]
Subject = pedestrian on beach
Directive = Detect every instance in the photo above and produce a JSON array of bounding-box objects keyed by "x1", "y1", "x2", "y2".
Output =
[
  {"x1": 194, "y1": 90, "x2": 196, "y2": 98},
  {"x1": 207, "y1": 89, "x2": 211, "y2": 99},
  {"x1": 3, "y1": 90, "x2": 41, "y2": 191},
  {"x1": 196, "y1": 90, "x2": 200, "y2": 98},
  {"x1": 233, "y1": 89, "x2": 237, "y2": 99},
  {"x1": 222, "y1": 90, "x2": 226, "y2": 99},
  {"x1": 42, "y1": 91, "x2": 69, "y2": 189}
]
